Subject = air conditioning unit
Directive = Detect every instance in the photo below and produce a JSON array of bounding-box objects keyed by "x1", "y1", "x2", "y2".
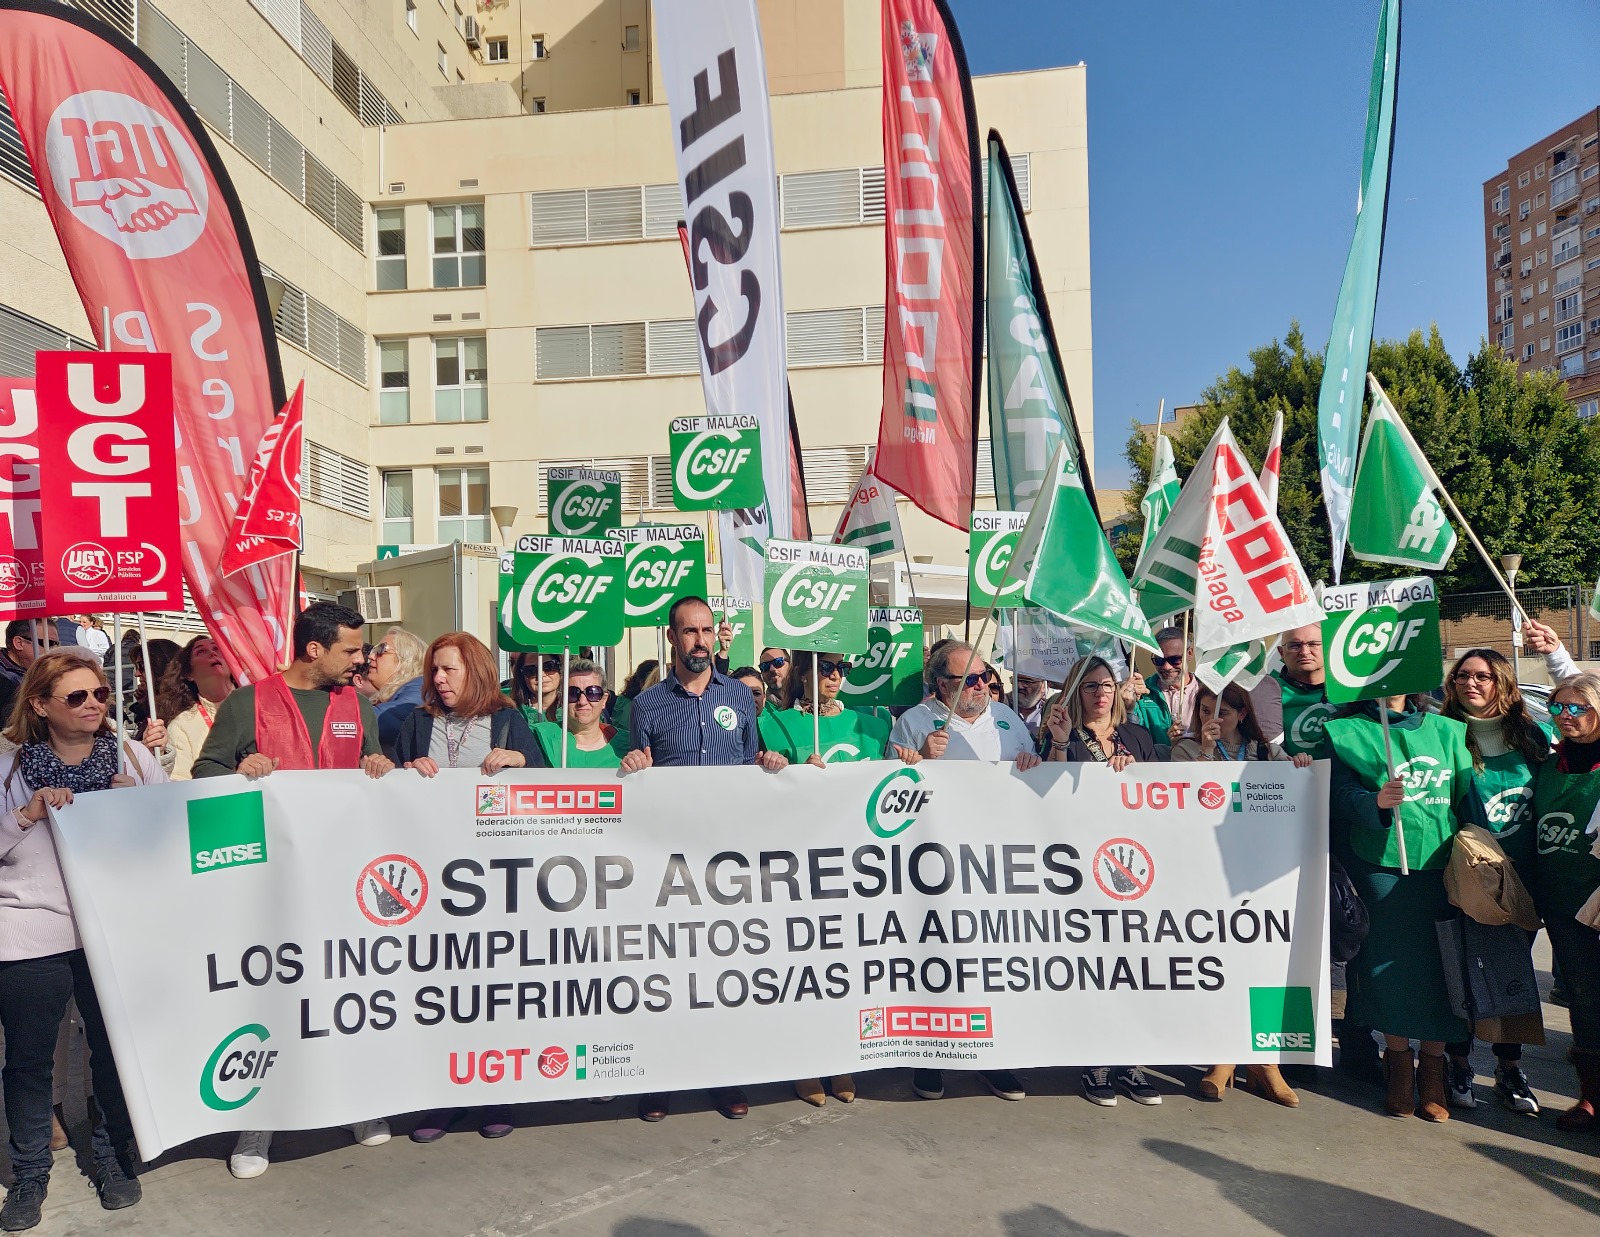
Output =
[
  {"x1": 463, "y1": 16, "x2": 481, "y2": 48},
  {"x1": 339, "y1": 586, "x2": 402, "y2": 624}
]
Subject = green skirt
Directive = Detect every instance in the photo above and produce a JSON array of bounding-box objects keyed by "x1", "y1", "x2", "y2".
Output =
[{"x1": 1343, "y1": 853, "x2": 1468, "y2": 1044}]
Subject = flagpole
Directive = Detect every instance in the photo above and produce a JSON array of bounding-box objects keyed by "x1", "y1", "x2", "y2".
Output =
[
  {"x1": 136, "y1": 614, "x2": 156, "y2": 743},
  {"x1": 561, "y1": 647, "x2": 570, "y2": 770},
  {"x1": 111, "y1": 615, "x2": 126, "y2": 776},
  {"x1": 812, "y1": 651, "x2": 821, "y2": 763},
  {"x1": 1433, "y1": 481, "x2": 1529, "y2": 624},
  {"x1": 1378, "y1": 705, "x2": 1409, "y2": 876}
]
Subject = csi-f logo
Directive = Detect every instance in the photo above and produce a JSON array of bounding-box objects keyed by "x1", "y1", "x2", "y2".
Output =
[
  {"x1": 1396, "y1": 756, "x2": 1453, "y2": 803},
  {"x1": 866, "y1": 766, "x2": 931, "y2": 838},
  {"x1": 669, "y1": 419, "x2": 763, "y2": 508},
  {"x1": 1289, "y1": 702, "x2": 1336, "y2": 750},
  {"x1": 44, "y1": 92, "x2": 209, "y2": 258},
  {"x1": 517, "y1": 553, "x2": 613, "y2": 634},
  {"x1": 1536, "y1": 811, "x2": 1582, "y2": 856},
  {"x1": 1483, "y1": 786, "x2": 1533, "y2": 832},
  {"x1": 200, "y1": 1024, "x2": 276, "y2": 1111}
]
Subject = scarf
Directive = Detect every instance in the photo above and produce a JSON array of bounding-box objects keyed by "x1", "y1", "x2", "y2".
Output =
[
  {"x1": 1558, "y1": 737, "x2": 1600, "y2": 775},
  {"x1": 1074, "y1": 726, "x2": 1129, "y2": 763},
  {"x1": 18, "y1": 733, "x2": 121, "y2": 794}
]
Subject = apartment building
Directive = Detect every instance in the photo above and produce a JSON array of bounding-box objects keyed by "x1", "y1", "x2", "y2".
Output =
[
  {"x1": 0, "y1": 0, "x2": 1093, "y2": 640},
  {"x1": 1482, "y1": 108, "x2": 1600, "y2": 419}
]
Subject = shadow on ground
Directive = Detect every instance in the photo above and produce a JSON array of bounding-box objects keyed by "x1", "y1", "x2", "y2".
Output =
[
  {"x1": 1001, "y1": 1202, "x2": 1133, "y2": 1236},
  {"x1": 1468, "y1": 1141, "x2": 1600, "y2": 1216}
]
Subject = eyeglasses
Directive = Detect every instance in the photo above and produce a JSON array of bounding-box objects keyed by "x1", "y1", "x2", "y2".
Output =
[
  {"x1": 50, "y1": 686, "x2": 111, "y2": 708},
  {"x1": 1283, "y1": 641, "x2": 1323, "y2": 653},
  {"x1": 816, "y1": 658, "x2": 853, "y2": 678},
  {"x1": 1080, "y1": 680, "x2": 1119, "y2": 695},
  {"x1": 1550, "y1": 701, "x2": 1593, "y2": 718},
  {"x1": 566, "y1": 685, "x2": 607, "y2": 704},
  {"x1": 940, "y1": 670, "x2": 992, "y2": 688},
  {"x1": 759, "y1": 656, "x2": 788, "y2": 672},
  {"x1": 1453, "y1": 671, "x2": 1495, "y2": 686}
]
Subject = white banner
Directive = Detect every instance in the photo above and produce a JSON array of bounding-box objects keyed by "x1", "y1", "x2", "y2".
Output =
[
  {"x1": 656, "y1": 0, "x2": 790, "y2": 595},
  {"x1": 54, "y1": 763, "x2": 1330, "y2": 1159}
]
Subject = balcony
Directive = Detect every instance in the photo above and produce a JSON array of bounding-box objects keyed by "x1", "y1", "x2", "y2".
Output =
[
  {"x1": 1494, "y1": 250, "x2": 1512, "y2": 268},
  {"x1": 1553, "y1": 245, "x2": 1582, "y2": 268}
]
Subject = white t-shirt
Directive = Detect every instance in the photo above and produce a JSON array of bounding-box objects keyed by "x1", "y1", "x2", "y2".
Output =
[
  {"x1": 78, "y1": 627, "x2": 111, "y2": 658},
  {"x1": 888, "y1": 698, "x2": 1033, "y2": 762}
]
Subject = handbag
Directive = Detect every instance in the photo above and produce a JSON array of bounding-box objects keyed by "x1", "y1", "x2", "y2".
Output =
[
  {"x1": 1328, "y1": 856, "x2": 1370, "y2": 964},
  {"x1": 1434, "y1": 916, "x2": 1540, "y2": 1022}
]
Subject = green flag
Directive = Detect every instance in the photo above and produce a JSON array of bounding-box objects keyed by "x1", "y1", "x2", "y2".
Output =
[
  {"x1": 1009, "y1": 441, "x2": 1157, "y2": 652},
  {"x1": 1317, "y1": 0, "x2": 1401, "y2": 579},
  {"x1": 1348, "y1": 375, "x2": 1457, "y2": 571},
  {"x1": 1136, "y1": 433, "x2": 1180, "y2": 572}
]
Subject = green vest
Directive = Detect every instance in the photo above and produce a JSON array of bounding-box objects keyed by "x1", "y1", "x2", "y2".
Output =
[
  {"x1": 757, "y1": 708, "x2": 890, "y2": 764},
  {"x1": 1325, "y1": 711, "x2": 1474, "y2": 870},
  {"x1": 1131, "y1": 692, "x2": 1172, "y2": 739},
  {"x1": 1275, "y1": 671, "x2": 1337, "y2": 757},
  {"x1": 1528, "y1": 760, "x2": 1600, "y2": 919},
  {"x1": 532, "y1": 721, "x2": 630, "y2": 769}
]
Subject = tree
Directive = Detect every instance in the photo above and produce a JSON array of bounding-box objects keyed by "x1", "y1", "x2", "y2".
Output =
[{"x1": 1116, "y1": 323, "x2": 1600, "y2": 594}]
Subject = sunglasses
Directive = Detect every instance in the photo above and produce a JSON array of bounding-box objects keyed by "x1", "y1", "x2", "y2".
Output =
[
  {"x1": 759, "y1": 656, "x2": 788, "y2": 672},
  {"x1": 1550, "y1": 701, "x2": 1593, "y2": 718},
  {"x1": 50, "y1": 686, "x2": 111, "y2": 708},
  {"x1": 521, "y1": 659, "x2": 562, "y2": 676},
  {"x1": 816, "y1": 658, "x2": 853, "y2": 678},
  {"x1": 566, "y1": 685, "x2": 607, "y2": 704},
  {"x1": 371, "y1": 643, "x2": 391, "y2": 658},
  {"x1": 940, "y1": 671, "x2": 992, "y2": 688},
  {"x1": 1151, "y1": 655, "x2": 1184, "y2": 668}
]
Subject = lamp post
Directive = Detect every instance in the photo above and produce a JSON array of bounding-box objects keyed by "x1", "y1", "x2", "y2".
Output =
[
  {"x1": 490, "y1": 505, "x2": 519, "y2": 549},
  {"x1": 1501, "y1": 552, "x2": 1522, "y2": 681}
]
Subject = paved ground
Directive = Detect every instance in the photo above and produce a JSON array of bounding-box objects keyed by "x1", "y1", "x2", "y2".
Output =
[{"x1": 11, "y1": 944, "x2": 1600, "y2": 1237}]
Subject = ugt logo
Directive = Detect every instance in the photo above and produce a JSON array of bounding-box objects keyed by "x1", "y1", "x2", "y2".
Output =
[
  {"x1": 44, "y1": 91, "x2": 209, "y2": 258},
  {"x1": 61, "y1": 542, "x2": 113, "y2": 588}
]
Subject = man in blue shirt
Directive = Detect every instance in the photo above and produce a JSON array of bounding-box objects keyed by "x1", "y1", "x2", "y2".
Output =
[{"x1": 622, "y1": 597, "x2": 786, "y2": 1121}]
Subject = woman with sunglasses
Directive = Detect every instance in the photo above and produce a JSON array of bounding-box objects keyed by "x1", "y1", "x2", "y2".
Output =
[
  {"x1": 395, "y1": 634, "x2": 546, "y2": 779},
  {"x1": 0, "y1": 651, "x2": 161, "y2": 1229},
  {"x1": 531, "y1": 658, "x2": 630, "y2": 768},
  {"x1": 757, "y1": 653, "x2": 893, "y2": 769},
  {"x1": 1326, "y1": 691, "x2": 1480, "y2": 1123},
  {"x1": 1527, "y1": 673, "x2": 1600, "y2": 1132},
  {"x1": 508, "y1": 652, "x2": 564, "y2": 730},
  {"x1": 1438, "y1": 648, "x2": 1550, "y2": 1114}
]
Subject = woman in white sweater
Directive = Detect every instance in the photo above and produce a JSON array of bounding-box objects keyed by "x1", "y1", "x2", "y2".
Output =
[{"x1": 0, "y1": 651, "x2": 165, "y2": 1231}]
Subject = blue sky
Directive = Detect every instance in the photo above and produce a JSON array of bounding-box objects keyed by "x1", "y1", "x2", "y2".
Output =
[{"x1": 948, "y1": 0, "x2": 1600, "y2": 487}]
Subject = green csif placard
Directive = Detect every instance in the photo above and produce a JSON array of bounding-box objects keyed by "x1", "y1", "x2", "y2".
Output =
[
  {"x1": 763, "y1": 539, "x2": 868, "y2": 655},
  {"x1": 709, "y1": 595, "x2": 757, "y2": 669},
  {"x1": 839, "y1": 607, "x2": 924, "y2": 708},
  {"x1": 669, "y1": 415, "x2": 765, "y2": 510},
  {"x1": 497, "y1": 548, "x2": 539, "y2": 654},
  {"x1": 547, "y1": 468, "x2": 622, "y2": 537},
  {"x1": 969, "y1": 512, "x2": 1028, "y2": 609},
  {"x1": 1321, "y1": 575, "x2": 1442, "y2": 704},
  {"x1": 619, "y1": 524, "x2": 708, "y2": 628},
  {"x1": 509, "y1": 535, "x2": 625, "y2": 650}
]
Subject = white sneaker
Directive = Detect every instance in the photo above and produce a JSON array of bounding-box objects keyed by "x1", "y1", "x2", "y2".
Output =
[
  {"x1": 229, "y1": 1130, "x2": 272, "y2": 1179},
  {"x1": 350, "y1": 1118, "x2": 390, "y2": 1147}
]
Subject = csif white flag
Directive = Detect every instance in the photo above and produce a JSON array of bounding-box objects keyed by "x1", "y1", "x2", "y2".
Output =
[{"x1": 656, "y1": 0, "x2": 790, "y2": 595}]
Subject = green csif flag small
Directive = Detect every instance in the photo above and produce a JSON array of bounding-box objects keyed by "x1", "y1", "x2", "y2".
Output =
[
  {"x1": 1009, "y1": 440, "x2": 1157, "y2": 652},
  {"x1": 1348, "y1": 374, "x2": 1457, "y2": 572},
  {"x1": 1136, "y1": 432, "x2": 1180, "y2": 572}
]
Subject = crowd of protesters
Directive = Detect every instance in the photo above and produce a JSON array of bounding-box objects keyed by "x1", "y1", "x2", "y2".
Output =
[{"x1": 2, "y1": 599, "x2": 1598, "y2": 1230}]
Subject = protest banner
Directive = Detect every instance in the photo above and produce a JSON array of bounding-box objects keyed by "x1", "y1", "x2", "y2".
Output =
[
  {"x1": 763, "y1": 540, "x2": 869, "y2": 655},
  {"x1": 968, "y1": 513, "x2": 1028, "y2": 610},
  {"x1": 619, "y1": 525, "x2": 708, "y2": 629},
  {"x1": 509, "y1": 536, "x2": 625, "y2": 650},
  {"x1": 0, "y1": 377, "x2": 45, "y2": 619},
  {"x1": 36, "y1": 352, "x2": 182, "y2": 612},
  {"x1": 54, "y1": 761, "x2": 1331, "y2": 1158},
  {"x1": 708, "y1": 595, "x2": 757, "y2": 669},
  {"x1": 994, "y1": 609, "x2": 1083, "y2": 684},
  {"x1": 547, "y1": 469, "x2": 622, "y2": 539},
  {"x1": 668, "y1": 416, "x2": 764, "y2": 511},
  {"x1": 840, "y1": 608, "x2": 924, "y2": 708}
]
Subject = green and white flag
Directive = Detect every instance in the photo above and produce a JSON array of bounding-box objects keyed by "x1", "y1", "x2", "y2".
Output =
[
  {"x1": 1136, "y1": 433, "x2": 1180, "y2": 572},
  {"x1": 969, "y1": 512, "x2": 1029, "y2": 610},
  {"x1": 839, "y1": 608, "x2": 924, "y2": 708},
  {"x1": 547, "y1": 468, "x2": 622, "y2": 538},
  {"x1": 831, "y1": 467, "x2": 904, "y2": 559},
  {"x1": 1321, "y1": 575, "x2": 1443, "y2": 704},
  {"x1": 1007, "y1": 441, "x2": 1157, "y2": 652},
  {"x1": 1590, "y1": 576, "x2": 1600, "y2": 624},
  {"x1": 669, "y1": 415, "x2": 765, "y2": 510},
  {"x1": 763, "y1": 540, "x2": 869, "y2": 654},
  {"x1": 509, "y1": 536, "x2": 625, "y2": 649},
  {"x1": 1348, "y1": 375, "x2": 1457, "y2": 571},
  {"x1": 618, "y1": 525, "x2": 708, "y2": 628},
  {"x1": 708, "y1": 595, "x2": 757, "y2": 669}
]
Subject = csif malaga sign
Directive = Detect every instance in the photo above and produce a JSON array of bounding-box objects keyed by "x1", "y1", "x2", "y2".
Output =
[
  {"x1": 1320, "y1": 575, "x2": 1443, "y2": 704},
  {"x1": 968, "y1": 512, "x2": 1028, "y2": 609},
  {"x1": 509, "y1": 535, "x2": 625, "y2": 650},
  {"x1": 547, "y1": 468, "x2": 622, "y2": 538},
  {"x1": 839, "y1": 607, "x2": 924, "y2": 708},
  {"x1": 618, "y1": 524, "x2": 708, "y2": 628},
  {"x1": 763, "y1": 539, "x2": 868, "y2": 654},
  {"x1": 668, "y1": 415, "x2": 764, "y2": 510}
]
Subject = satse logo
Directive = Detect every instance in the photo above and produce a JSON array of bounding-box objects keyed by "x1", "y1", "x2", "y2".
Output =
[
  {"x1": 187, "y1": 791, "x2": 268, "y2": 874},
  {"x1": 1249, "y1": 986, "x2": 1315, "y2": 1053},
  {"x1": 44, "y1": 91, "x2": 209, "y2": 258},
  {"x1": 200, "y1": 1024, "x2": 276, "y2": 1111}
]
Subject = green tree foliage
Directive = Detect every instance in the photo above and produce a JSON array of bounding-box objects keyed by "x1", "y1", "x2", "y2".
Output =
[{"x1": 1115, "y1": 323, "x2": 1600, "y2": 593}]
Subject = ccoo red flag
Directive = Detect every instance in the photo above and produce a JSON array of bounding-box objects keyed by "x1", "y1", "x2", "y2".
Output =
[{"x1": 221, "y1": 381, "x2": 305, "y2": 576}]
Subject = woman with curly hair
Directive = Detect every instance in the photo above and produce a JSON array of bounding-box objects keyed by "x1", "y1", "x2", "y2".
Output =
[{"x1": 156, "y1": 637, "x2": 237, "y2": 780}]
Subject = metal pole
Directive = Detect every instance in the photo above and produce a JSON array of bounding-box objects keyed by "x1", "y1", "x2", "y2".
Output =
[
  {"x1": 561, "y1": 648, "x2": 570, "y2": 770},
  {"x1": 812, "y1": 651, "x2": 821, "y2": 763},
  {"x1": 1378, "y1": 705, "x2": 1408, "y2": 876},
  {"x1": 137, "y1": 615, "x2": 156, "y2": 736},
  {"x1": 111, "y1": 616, "x2": 126, "y2": 776}
]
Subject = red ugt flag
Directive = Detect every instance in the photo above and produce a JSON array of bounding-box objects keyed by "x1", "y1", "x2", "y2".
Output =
[{"x1": 222, "y1": 380, "x2": 305, "y2": 576}]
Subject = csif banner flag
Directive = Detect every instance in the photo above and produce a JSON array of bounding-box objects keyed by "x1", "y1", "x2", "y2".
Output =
[
  {"x1": 832, "y1": 467, "x2": 905, "y2": 561},
  {"x1": 509, "y1": 536, "x2": 625, "y2": 651},
  {"x1": 36, "y1": 352, "x2": 183, "y2": 613},
  {"x1": 1316, "y1": 0, "x2": 1402, "y2": 580},
  {"x1": 657, "y1": 0, "x2": 794, "y2": 596},
  {"x1": 1321, "y1": 575, "x2": 1442, "y2": 704},
  {"x1": 619, "y1": 525, "x2": 708, "y2": 629},
  {"x1": 763, "y1": 540, "x2": 869, "y2": 654},
  {"x1": 1137, "y1": 433, "x2": 1180, "y2": 574},
  {"x1": 874, "y1": 0, "x2": 983, "y2": 530},
  {"x1": 0, "y1": 377, "x2": 45, "y2": 619},
  {"x1": 1347, "y1": 374, "x2": 1457, "y2": 572},
  {"x1": 221, "y1": 380, "x2": 305, "y2": 576},
  {"x1": 0, "y1": 1, "x2": 295, "y2": 677}
]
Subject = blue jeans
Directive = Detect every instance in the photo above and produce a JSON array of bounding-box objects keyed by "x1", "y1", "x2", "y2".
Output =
[{"x1": 0, "y1": 951, "x2": 136, "y2": 1180}]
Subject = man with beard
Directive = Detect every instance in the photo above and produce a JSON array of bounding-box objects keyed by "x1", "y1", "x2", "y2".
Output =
[
  {"x1": 1014, "y1": 672, "x2": 1050, "y2": 740},
  {"x1": 621, "y1": 596, "x2": 787, "y2": 1123}
]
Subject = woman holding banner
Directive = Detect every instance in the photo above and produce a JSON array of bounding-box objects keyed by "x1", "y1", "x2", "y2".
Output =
[
  {"x1": 1526, "y1": 673, "x2": 1600, "y2": 1132},
  {"x1": 395, "y1": 634, "x2": 545, "y2": 777},
  {"x1": 758, "y1": 654, "x2": 893, "y2": 767},
  {"x1": 1172, "y1": 682, "x2": 1309, "y2": 1107},
  {"x1": 1439, "y1": 649, "x2": 1550, "y2": 1115},
  {"x1": 0, "y1": 651, "x2": 160, "y2": 1228},
  {"x1": 1326, "y1": 694, "x2": 1480, "y2": 1122}
]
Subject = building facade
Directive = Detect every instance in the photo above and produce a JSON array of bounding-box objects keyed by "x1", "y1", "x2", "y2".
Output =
[
  {"x1": 1482, "y1": 108, "x2": 1600, "y2": 419},
  {"x1": 0, "y1": 0, "x2": 1092, "y2": 646}
]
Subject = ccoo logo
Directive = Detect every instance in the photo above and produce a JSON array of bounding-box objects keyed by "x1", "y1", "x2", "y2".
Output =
[
  {"x1": 44, "y1": 92, "x2": 209, "y2": 259},
  {"x1": 866, "y1": 766, "x2": 932, "y2": 838}
]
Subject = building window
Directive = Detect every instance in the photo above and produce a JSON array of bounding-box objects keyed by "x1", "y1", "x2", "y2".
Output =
[
  {"x1": 1523, "y1": 343, "x2": 1536, "y2": 361},
  {"x1": 1521, "y1": 286, "x2": 1533, "y2": 302},
  {"x1": 1578, "y1": 399, "x2": 1599, "y2": 420},
  {"x1": 1559, "y1": 352, "x2": 1586, "y2": 378},
  {"x1": 624, "y1": 24, "x2": 641, "y2": 51},
  {"x1": 1535, "y1": 192, "x2": 1546, "y2": 208},
  {"x1": 1536, "y1": 162, "x2": 1545, "y2": 179},
  {"x1": 431, "y1": 203, "x2": 485, "y2": 287},
  {"x1": 434, "y1": 337, "x2": 487, "y2": 421},
  {"x1": 1556, "y1": 322, "x2": 1584, "y2": 354},
  {"x1": 375, "y1": 208, "x2": 406, "y2": 290},
  {"x1": 531, "y1": 97, "x2": 547, "y2": 113},
  {"x1": 379, "y1": 341, "x2": 410, "y2": 424},
  {"x1": 1541, "y1": 336, "x2": 1551, "y2": 352},
  {"x1": 382, "y1": 470, "x2": 414, "y2": 544},
  {"x1": 438, "y1": 467, "x2": 490, "y2": 542},
  {"x1": 1518, "y1": 172, "x2": 1531, "y2": 188},
  {"x1": 1557, "y1": 292, "x2": 1584, "y2": 322},
  {"x1": 453, "y1": 2, "x2": 463, "y2": 30},
  {"x1": 1519, "y1": 227, "x2": 1532, "y2": 244},
  {"x1": 530, "y1": 34, "x2": 546, "y2": 59},
  {"x1": 626, "y1": 90, "x2": 641, "y2": 106},
  {"x1": 1519, "y1": 200, "x2": 1530, "y2": 219},
  {"x1": 406, "y1": 0, "x2": 417, "y2": 33},
  {"x1": 1494, "y1": 223, "x2": 1510, "y2": 240},
  {"x1": 487, "y1": 36, "x2": 508, "y2": 62},
  {"x1": 437, "y1": 43, "x2": 448, "y2": 77},
  {"x1": 1586, "y1": 165, "x2": 1599, "y2": 180}
]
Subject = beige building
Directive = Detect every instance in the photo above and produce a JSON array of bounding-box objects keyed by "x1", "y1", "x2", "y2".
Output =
[{"x1": 0, "y1": 0, "x2": 1093, "y2": 652}]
